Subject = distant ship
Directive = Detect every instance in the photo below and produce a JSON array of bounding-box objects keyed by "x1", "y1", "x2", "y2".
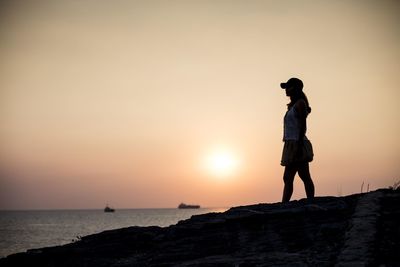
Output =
[
  {"x1": 178, "y1": 203, "x2": 200, "y2": 209},
  {"x1": 104, "y1": 205, "x2": 115, "y2": 212}
]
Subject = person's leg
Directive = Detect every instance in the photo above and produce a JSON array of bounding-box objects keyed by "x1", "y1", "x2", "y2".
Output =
[
  {"x1": 282, "y1": 165, "x2": 297, "y2": 202},
  {"x1": 298, "y1": 163, "x2": 315, "y2": 200}
]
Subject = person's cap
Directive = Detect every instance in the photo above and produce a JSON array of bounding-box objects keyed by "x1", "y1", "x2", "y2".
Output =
[{"x1": 280, "y1": 78, "x2": 303, "y2": 90}]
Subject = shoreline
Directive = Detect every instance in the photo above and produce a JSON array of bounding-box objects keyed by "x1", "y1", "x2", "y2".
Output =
[{"x1": 1, "y1": 189, "x2": 399, "y2": 266}]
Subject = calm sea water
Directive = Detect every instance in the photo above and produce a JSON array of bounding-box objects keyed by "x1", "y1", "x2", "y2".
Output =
[{"x1": 0, "y1": 208, "x2": 227, "y2": 258}]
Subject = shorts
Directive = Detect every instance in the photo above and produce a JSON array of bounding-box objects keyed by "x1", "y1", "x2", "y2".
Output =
[{"x1": 281, "y1": 140, "x2": 314, "y2": 166}]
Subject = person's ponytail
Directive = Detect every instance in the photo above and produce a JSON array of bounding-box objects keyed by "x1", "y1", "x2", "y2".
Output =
[
  {"x1": 288, "y1": 90, "x2": 312, "y2": 115},
  {"x1": 300, "y1": 91, "x2": 312, "y2": 115}
]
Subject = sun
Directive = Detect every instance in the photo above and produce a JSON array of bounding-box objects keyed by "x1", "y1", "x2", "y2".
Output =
[{"x1": 205, "y1": 149, "x2": 239, "y2": 177}]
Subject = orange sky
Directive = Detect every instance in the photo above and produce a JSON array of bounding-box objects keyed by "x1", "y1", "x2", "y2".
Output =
[{"x1": 1, "y1": 0, "x2": 399, "y2": 209}]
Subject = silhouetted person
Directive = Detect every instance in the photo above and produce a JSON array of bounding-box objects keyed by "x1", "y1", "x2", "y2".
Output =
[{"x1": 280, "y1": 78, "x2": 315, "y2": 202}]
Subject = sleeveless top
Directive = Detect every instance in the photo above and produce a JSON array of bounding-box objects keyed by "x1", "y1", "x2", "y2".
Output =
[{"x1": 283, "y1": 104, "x2": 308, "y2": 141}]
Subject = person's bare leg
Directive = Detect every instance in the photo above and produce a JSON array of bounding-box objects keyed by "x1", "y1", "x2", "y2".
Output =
[
  {"x1": 282, "y1": 165, "x2": 297, "y2": 202},
  {"x1": 298, "y1": 163, "x2": 315, "y2": 200}
]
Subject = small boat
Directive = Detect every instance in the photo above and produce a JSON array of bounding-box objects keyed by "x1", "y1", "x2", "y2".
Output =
[
  {"x1": 104, "y1": 205, "x2": 115, "y2": 212},
  {"x1": 178, "y1": 203, "x2": 200, "y2": 209}
]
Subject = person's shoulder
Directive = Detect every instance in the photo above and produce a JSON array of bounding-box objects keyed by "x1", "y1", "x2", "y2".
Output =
[{"x1": 294, "y1": 99, "x2": 307, "y2": 110}]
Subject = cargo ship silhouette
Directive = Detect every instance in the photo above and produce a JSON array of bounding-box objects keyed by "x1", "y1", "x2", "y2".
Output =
[
  {"x1": 104, "y1": 205, "x2": 115, "y2": 212},
  {"x1": 178, "y1": 203, "x2": 200, "y2": 209}
]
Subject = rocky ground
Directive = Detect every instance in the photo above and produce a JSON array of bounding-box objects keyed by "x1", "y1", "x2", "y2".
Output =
[{"x1": 1, "y1": 189, "x2": 399, "y2": 267}]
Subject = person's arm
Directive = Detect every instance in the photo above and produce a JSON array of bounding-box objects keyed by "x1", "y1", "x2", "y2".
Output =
[{"x1": 295, "y1": 99, "x2": 307, "y2": 142}]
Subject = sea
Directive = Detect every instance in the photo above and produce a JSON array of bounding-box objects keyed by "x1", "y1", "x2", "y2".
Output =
[{"x1": 0, "y1": 208, "x2": 227, "y2": 258}]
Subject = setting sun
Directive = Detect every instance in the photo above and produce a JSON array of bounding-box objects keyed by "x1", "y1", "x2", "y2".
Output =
[{"x1": 205, "y1": 149, "x2": 240, "y2": 178}]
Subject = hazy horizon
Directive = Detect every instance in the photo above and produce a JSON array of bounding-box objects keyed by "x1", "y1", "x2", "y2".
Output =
[{"x1": 1, "y1": 0, "x2": 399, "y2": 209}]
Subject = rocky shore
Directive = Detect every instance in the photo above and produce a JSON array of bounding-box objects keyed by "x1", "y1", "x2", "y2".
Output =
[{"x1": 1, "y1": 189, "x2": 399, "y2": 266}]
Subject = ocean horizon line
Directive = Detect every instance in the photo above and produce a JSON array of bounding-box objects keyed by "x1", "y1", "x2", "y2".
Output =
[{"x1": 0, "y1": 207, "x2": 229, "y2": 212}]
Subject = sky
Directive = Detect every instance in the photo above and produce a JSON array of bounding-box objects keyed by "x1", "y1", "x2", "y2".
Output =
[{"x1": 0, "y1": 0, "x2": 399, "y2": 209}]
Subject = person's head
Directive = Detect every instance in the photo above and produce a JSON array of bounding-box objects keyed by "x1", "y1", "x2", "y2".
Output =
[
  {"x1": 280, "y1": 77, "x2": 311, "y2": 114},
  {"x1": 280, "y1": 77, "x2": 303, "y2": 97}
]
